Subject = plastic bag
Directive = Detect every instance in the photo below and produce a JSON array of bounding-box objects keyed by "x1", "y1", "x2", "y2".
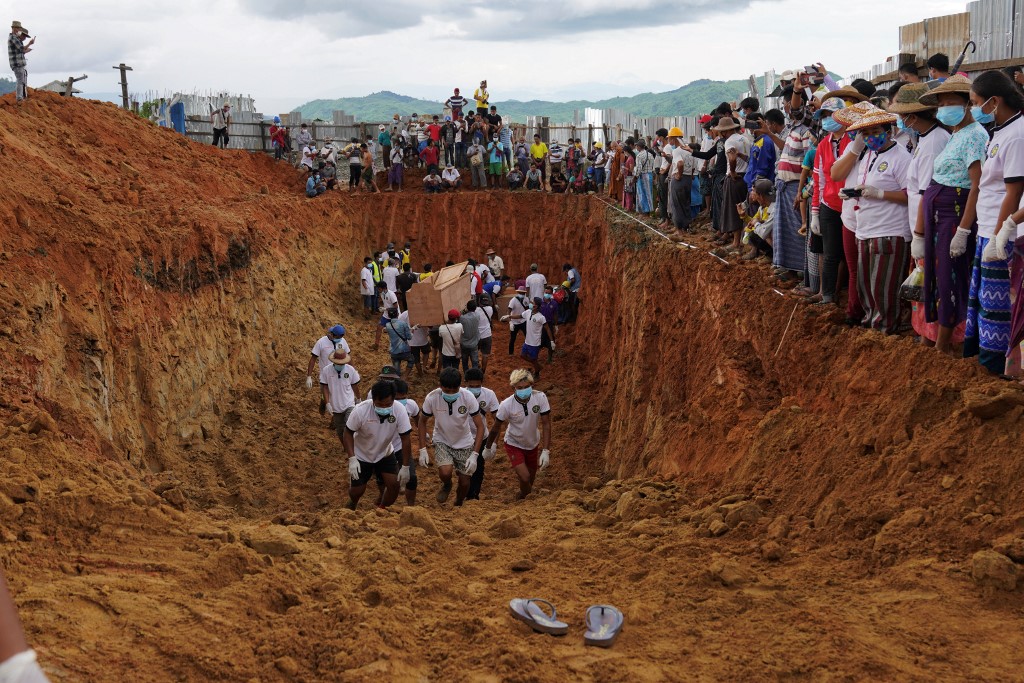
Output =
[{"x1": 899, "y1": 265, "x2": 924, "y2": 302}]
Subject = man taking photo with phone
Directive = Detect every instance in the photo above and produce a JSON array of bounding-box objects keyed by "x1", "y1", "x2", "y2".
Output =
[{"x1": 8, "y1": 20, "x2": 33, "y2": 103}]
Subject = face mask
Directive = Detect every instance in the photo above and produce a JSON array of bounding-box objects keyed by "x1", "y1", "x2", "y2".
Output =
[
  {"x1": 896, "y1": 117, "x2": 907, "y2": 131},
  {"x1": 398, "y1": 398, "x2": 408, "y2": 406},
  {"x1": 864, "y1": 133, "x2": 889, "y2": 152},
  {"x1": 936, "y1": 105, "x2": 966, "y2": 127},
  {"x1": 971, "y1": 100, "x2": 995, "y2": 125},
  {"x1": 515, "y1": 387, "x2": 533, "y2": 401},
  {"x1": 374, "y1": 406, "x2": 393, "y2": 418},
  {"x1": 332, "y1": 363, "x2": 346, "y2": 372},
  {"x1": 544, "y1": 293, "x2": 553, "y2": 300},
  {"x1": 442, "y1": 391, "x2": 460, "y2": 403},
  {"x1": 821, "y1": 117, "x2": 842, "y2": 133},
  {"x1": 468, "y1": 387, "x2": 482, "y2": 397}
]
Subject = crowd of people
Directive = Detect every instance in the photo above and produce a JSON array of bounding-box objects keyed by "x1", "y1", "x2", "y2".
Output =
[{"x1": 304, "y1": 242, "x2": 582, "y2": 510}]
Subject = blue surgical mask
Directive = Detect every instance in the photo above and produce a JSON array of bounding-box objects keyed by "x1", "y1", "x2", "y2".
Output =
[
  {"x1": 374, "y1": 406, "x2": 393, "y2": 418},
  {"x1": 821, "y1": 117, "x2": 842, "y2": 133},
  {"x1": 544, "y1": 293, "x2": 553, "y2": 300},
  {"x1": 896, "y1": 117, "x2": 907, "y2": 130},
  {"x1": 398, "y1": 398, "x2": 409, "y2": 406},
  {"x1": 971, "y1": 102, "x2": 995, "y2": 125},
  {"x1": 468, "y1": 387, "x2": 482, "y2": 397},
  {"x1": 442, "y1": 391, "x2": 460, "y2": 403},
  {"x1": 332, "y1": 363, "x2": 346, "y2": 372},
  {"x1": 936, "y1": 105, "x2": 966, "y2": 127},
  {"x1": 515, "y1": 387, "x2": 533, "y2": 401}
]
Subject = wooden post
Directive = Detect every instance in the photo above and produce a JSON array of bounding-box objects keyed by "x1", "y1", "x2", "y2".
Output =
[
  {"x1": 259, "y1": 120, "x2": 267, "y2": 153},
  {"x1": 311, "y1": 122, "x2": 317, "y2": 146},
  {"x1": 63, "y1": 74, "x2": 87, "y2": 97},
  {"x1": 112, "y1": 63, "x2": 133, "y2": 109},
  {"x1": 588, "y1": 123, "x2": 594, "y2": 150}
]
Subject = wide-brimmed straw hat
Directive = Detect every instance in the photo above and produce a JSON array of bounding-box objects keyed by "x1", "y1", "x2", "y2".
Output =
[
  {"x1": 847, "y1": 108, "x2": 898, "y2": 132},
  {"x1": 887, "y1": 83, "x2": 934, "y2": 114},
  {"x1": 823, "y1": 85, "x2": 868, "y2": 103},
  {"x1": 329, "y1": 349, "x2": 351, "y2": 365},
  {"x1": 831, "y1": 101, "x2": 877, "y2": 128},
  {"x1": 711, "y1": 117, "x2": 740, "y2": 132},
  {"x1": 918, "y1": 74, "x2": 973, "y2": 107}
]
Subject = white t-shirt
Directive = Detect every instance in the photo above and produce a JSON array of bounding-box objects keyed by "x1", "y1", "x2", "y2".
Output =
[
  {"x1": 476, "y1": 306, "x2": 494, "y2": 340},
  {"x1": 671, "y1": 145, "x2": 697, "y2": 176},
  {"x1": 853, "y1": 143, "x2": 912, "y2": 240},
  {"x1": 345, "y1": 399, "x2": 412, "y2": 463},
  {"x1": 409, "y1": 321, "x2": 430, "y2": 347},
  {"x1": 524, "y1": 310, "x2": 547, "y2": 346},
  {"x1": 311, "y1": 335, "x2": 351, "y2": 369},
  {"x1": 319, "y1": 363, "x2": 362, "y2": 414},
  {"x1": 392, "y1": 399, "x2": 419, "y2": 453},
  {"x1": 487, "y1": 255, "x2": 504, "y2": 277},
  {"x1": 725, "y1": 135, "x2": 750, "y2": 174},
  {"x1": 495, "y1": 391, "x2": 551, "y2": 450},
  {"x1": 379, "y1": 289, "x2": 399, "y2": 317},
  {"x1": 976, "y1": 113, "x2": 1024, "y2": 238},
  {"x1": 468, "y1": 387, "x2": 500, "y2": 440},
  {"x1": 443, "y1": 168, "x2": 461, "y2": 183},
  {"x1": 438, "y1": 323, "x2": 463, "y2": 356},
  {"x1": 905, "y1": 125, "x2": 951, "y2": 233},
  {"x1": 525, "y1": 272, "x2": 546, "y2": 301},
  {"x1": 383, "y1": 266, "x2": 399, "y2": 292},
  {"x1": 301, "y1": 146, "x2": 316, "y2": 169},
  {"x1": 360, "y1": 266, "x2": 375, "y2": 296},
  {"x1": 508, "y1": 294, "x2": 528, "y2": 325},
  {"x1": 421, "y1": 387, "x2": 479, "y2": 449}
]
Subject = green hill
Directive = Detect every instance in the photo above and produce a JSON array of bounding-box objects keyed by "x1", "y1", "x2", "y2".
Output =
[
  {"x1": 0, "y1": 78, "x2": 14, "y2": 96},
  {"x1": 295, "y1": 79, "x2": 755, "y2": 123}
]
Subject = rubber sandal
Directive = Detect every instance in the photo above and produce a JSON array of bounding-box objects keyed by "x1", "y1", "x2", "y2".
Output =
[
  {"x1": 584, "y1": 605, "x2": 624, "y2": 647},
  {"x1": 509, "y1": 598, "x2": 569, "y2": 636}
]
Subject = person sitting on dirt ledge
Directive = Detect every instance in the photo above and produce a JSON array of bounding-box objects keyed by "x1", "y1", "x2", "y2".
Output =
[
  {"x1": 483, "y1": 369, "x2": 552, "y2": 500},
  {"x1": 442, "y1": 164, "x2": 462, "y2": 191},
  {"x1": 305, "y1": 171, "x2": 326, "y2": 198},
  {"x1": 343, "y1": 380, "x2": 413, "y2": 510},
  {"x1": 424, "y1": 170, "x2": 444, "y2": 194},
  {"x1": 418, "y1": 368, "x2": 485, "y2": 507}
]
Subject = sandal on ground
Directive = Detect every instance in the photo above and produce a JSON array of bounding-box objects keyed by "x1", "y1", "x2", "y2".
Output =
[
  {"x1": 509, "y1": 599, "x2": 569, "y2": 636},
  {"x1": 584, "y1": 605, "x2": 624, "y2": 647}
]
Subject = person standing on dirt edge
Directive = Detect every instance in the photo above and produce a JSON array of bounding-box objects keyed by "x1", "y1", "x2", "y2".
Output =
[
  {"x1": 464, "y1": 368, "x2": 499, "y2": 500},
  {"x1": 418, "y1": 368, "x2": 484, "y2": 507},
  {"x1": 484, "y1": 369, "x2": 551, "y2": 499},
  {"x1": 212, "y1": 102, "x2": 231, "y2": 148},
  {"x1": 343, "y1": 380, "x2": 412, "y2": 510},
  {"x1": 475, "y1": 80, "x2": 489, "y2": 116},
  {"x1": 8, "y1": 21, "x2": 31, "y2": 102}
]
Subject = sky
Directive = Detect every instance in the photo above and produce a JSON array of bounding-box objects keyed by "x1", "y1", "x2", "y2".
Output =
[{"x1": 7, "y1": 0, "x2": 966, "y2": 115}]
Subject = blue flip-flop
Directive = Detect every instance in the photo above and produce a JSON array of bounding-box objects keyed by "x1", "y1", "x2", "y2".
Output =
[
  {"x1": 584, "y1": 605, "x2": 624, "y2": 647},
  {"x1": 509, "y1": 598, "x2": 569, "y2": 636}
]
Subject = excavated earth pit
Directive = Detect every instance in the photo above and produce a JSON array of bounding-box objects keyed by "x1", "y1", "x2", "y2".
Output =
[{"x1": 1, "y1": 93, "x2": 1024, "y2": 682}]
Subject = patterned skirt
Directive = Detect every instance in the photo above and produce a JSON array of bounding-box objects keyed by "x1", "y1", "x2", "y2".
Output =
[{"x1": 964, "y1": 236, "x2": 1012, "y2": 374}]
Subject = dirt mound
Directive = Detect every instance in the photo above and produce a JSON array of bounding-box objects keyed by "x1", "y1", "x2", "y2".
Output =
[{"x1": 0, "y1": 92, "x2": 1023, "y2": 681}]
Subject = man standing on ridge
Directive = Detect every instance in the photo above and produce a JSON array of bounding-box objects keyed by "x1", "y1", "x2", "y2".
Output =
[
  {"x1": 474, "y1": 80, "x2": 489, "y2": 116},
  {"x1": 8, "y1": 21, "x2": 32, "y2": 103},
  {"x1": 211, "y1": 102, "x2": 232, "y2": 149},
  {"x1": 446, "y1": 87, "x2": 467, "y2": 117}
]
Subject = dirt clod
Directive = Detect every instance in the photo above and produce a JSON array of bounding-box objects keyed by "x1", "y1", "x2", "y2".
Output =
[{"x1": 971, "y1": 550, "x2": 1018, "y2": 591}]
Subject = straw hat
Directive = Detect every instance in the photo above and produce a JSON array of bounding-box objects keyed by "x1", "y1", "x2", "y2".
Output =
[
  {"x1": 831, "y1": 101, "x2": 878, "y2": 128},
  {"x1": 329, "y1": 349, "x2": 351, "y2": 365},
  {"x1": 822, "y1": 85, "x2": 868, "y2": 103},
  {"x1": 918, "y1": 74, "x2": 973, "y2": 107},
  {"x1": 486, "y1": 247, "x2": 495, "y2": 255},
  {"x1": 847, "y1": 108, "x2": 898, "y2": 132},
  {"x1": 887, "y1": 83, "x2": 934, "y2": 114},
  {"x1": 712, "y1": 117, "x2": 740, "y2": 132}
]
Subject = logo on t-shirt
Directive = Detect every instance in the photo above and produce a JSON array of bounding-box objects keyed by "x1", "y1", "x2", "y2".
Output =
[
  {"x1": 387, "y1": 415, "x2": 396, "y2": 424},
  {"x1": 877, "y1": 161, "x2": 889, "y2": 173},
  {"x1": 458, "y1": 406, "x2": 467, "y2": 414},
  {"x1": 990, "y1": 144, "x2": 1000, "y2": 158},
  {"x1": 532, "y1": 405, "x2": 540, "y2": 413},
  {"x1": 479, "y1": 401, "x2": 486, "y2": 411},
  {"x1": 344, "y1": 373, "x2": 350, "y2": 379}
]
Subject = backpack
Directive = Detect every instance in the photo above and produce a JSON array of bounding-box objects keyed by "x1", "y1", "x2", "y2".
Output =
[{"x1": 553, "y1": 288, "x2": 567, "y2": 304}]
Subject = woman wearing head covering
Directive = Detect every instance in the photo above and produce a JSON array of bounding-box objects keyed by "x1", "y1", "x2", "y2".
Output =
[
  {"x1": 621, "y1": 140, "x2": 637, "y2": 211},
  {"x1": 963, "y1": 71, "x2": 1024, "y2": 374},
  {"x1": 810, "y1": 97, "x2": 853, "y2": 310},
  {"x1": 915, "y1": 75, "x2": 989, "y2": 355}
]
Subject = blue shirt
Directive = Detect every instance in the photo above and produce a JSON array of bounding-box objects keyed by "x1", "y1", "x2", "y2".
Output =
[
  {"x1": 488, "y1": 142, "x2": 503, "y2": 163},
  {"x1": 566, "y1": 268, "x2": 581, "y2": 293},
  {"x1": 378, "y1": 131, "x2": 391, "y2": 147},
  {"x1": 385, "y1": 319, "x2": 412, "y2": 355},
  {"x1": 932, "y1": 122, "x2": 988, "y2": 189},
  {"x1": 744, "y1": 134, "x2": 777, "y2": 190},
  {"x1": 483, "y1": 281, "x2": 502, "y2": 297}
]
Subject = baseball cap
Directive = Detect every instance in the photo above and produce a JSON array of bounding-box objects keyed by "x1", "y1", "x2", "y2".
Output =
[
  {"x1": 329, "y1": 325, "x2": 346, "y2": 337},
  {"x1": 448, "y1": 309, "x2": 460, "y2": 320},
  {"x1": 379, "y1": 365, "x2": 401, "y2": 379}
]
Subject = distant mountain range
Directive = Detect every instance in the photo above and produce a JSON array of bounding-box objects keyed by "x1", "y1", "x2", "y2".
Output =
[
  {"x1": 294, "y1": 78, "x2": 756, "y2": 123},
  {"x1": 0, "y1": 78, "x2": 14, "y2": 96}
]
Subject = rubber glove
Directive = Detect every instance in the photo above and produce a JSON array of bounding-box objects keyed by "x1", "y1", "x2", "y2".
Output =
[
  {"x1": 550, "y1": 340, "x2": 556, "y2": 351},
  {"x1": 859, "y1": 185, "x2": 883, "y2": 200},
  {"x1": 500, "y1": 315, "x2": 510, "y2": 322},
  {"x1": 539, "y1": 449, "x2": 550, "y2": 470},
  {"x1": 982, "y1": 235, "x2": 1002, "y2": 262},
  {"x1": 348, "y1": 457, "x2": 360, "y2": 480},
  {"x1": 911, "y1": 234, "x2": 925, "y2": 260},
  {"x1": 846, "y1": 132, "x2": 866, "y2": 155},
  {"x1": 949, "y1": 227, "x2": 971, "y2": 258},
  {"x1": 397, "y1": 466, "x2": 410, "y2": 487},
  {"x1": 418, "y1": 447, "x2": 429, "y2": 467},
  {"x1": 305, "y1": 375, "x2": 314, "y2": 390},
  {"x1": 482, "y1": 443, "x2": 497, "y2": 461},
  {"x1": 810, "y1": 210, "x2": 821, "y2": 236},
  {"x1": 994, "y1": 217, "x2": 1017, "y2": 260},
  {"x1": 465, "y1": 452, "x2": 479, "y2": 476},
  {"x1": 0, "y1": 650, "x2": 50, "y2": 683}
]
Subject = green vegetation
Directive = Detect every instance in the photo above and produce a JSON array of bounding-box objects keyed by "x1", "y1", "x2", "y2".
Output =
[{"x1": 0, "y1": 78, "x2": 14, "y2": 96}]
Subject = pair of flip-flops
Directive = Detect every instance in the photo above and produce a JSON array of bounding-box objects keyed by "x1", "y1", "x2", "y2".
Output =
[{"x1": 508, "y1": 598, "x2": 624, "y2": 647}]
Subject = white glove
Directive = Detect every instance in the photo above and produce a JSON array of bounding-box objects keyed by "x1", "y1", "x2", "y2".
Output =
[
  {"x1": 0, "y1": 650, "x2": 49, "y2": 683},
  {"x1": 305, "y1": 375, "x2": 314, "y2": 390},
  {"x1": 810, "y1": 211, "x2": 821, "y2": 236},
  {"x1": 994, "y1": 217, "x2": 1016, "y2": 260},
  {"x1": 398, "y1": 465, "x2": 410, "y2": 487},
  {"x1": 846, "y1": 133, "x2": 866, "y2": 155},
  {"x1": 418, "y1": 447, "x2": 429, "y2": 467},
  {"x1": 500, "y1": 315, "x2": 510, "y2": 322},
  {"x1": 539, "y1": 449, "x2": 550, "y2": 470},
  {"x1": 981, "y1": 236, "x2": 1002, "y2": 263},
  {"x1": 911, "y1": 234, "x2": 926, "y2": 260},
  {"x1": 482, "y1": 443, "x2": 497, "y2": 461},
  {"x1": 465, "y1": 452, "x2": 479, "y2": 476},
  {"x1": 860, "y1": 185, "x2": 883, "y2": 200},
  {"x1": 348, "y1": 457, "x2": 360, "y2": 480},
  {"x1": 949, "y1": 227, "x2": 971, "y2": 258},
  {"x1": 550, "y1": 340, "x2": 556, "y2": 351}
]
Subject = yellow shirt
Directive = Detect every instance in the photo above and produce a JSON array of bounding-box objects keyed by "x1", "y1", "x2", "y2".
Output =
[
  {"x1": 530, "y1": 143, "x2": 548, "y2": 160},
  {"x1": 418, "y1": 272, "x2": 433, "y2": 282},
  {"x1": 474, "y1": 88, "x2": 489, "y2": 109},
  {"x1": 400, "y1": 249, "x2": 410, "y2": 268}
]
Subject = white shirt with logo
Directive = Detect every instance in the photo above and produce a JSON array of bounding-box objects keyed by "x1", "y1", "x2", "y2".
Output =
[
  {"x1": 496, "y1": 391, "x2": 551, "y2": 450},
  {"x1": 976, "y1": 114, "x2": 1024, "y2": 238},
  {"x1": 319, "y1": 363, "x2": 362, "y2": 414},
  {"x1": 345, "y1": 399, "x2": 412, "y2": 463},
  {"x1": 312, "y1": 335, "x2": 351, "y2": 369},
  {"x1": 468, "y1": 387, "x2": 500, "y2": 440},
  {"x1": 524, "y1": 310, "x2": 547, "y2": 346},
  {"x1": 421, "y1": 387, "x2": 479, "y2": 449},
  {"x1": 853, "y1": 144, "x2": 912, "y2": 240}
]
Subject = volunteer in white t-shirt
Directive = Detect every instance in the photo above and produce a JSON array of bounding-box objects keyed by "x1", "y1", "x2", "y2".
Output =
[
  {"x1": 343, "y1": 381, "x2": 412, "y2": 510},
  {"x1": 483, "y1": 369, "x2": 552, "y2": 499},
  {"x1": 417, "y1": 367, "x2": 485, "y2": 506},
  {"x1": 319, "y1": 349, "x2": 362, "y2": 442},
  {"x1": 306, "y1": 324, "x2": 351, "y2": 399},
  {"x1": 437, "y1": 309, "x2": 464, "y2": 370},
  {"x1": 372, "y1": 281, "x2": 400, "y2": 351},
  {"x1": 475, "y1": 295, "x2": 496, "y2": 374},
  {"x1": 845, "y1": 111, "x2": 912, "y2": 334},
  {"x1": 463, "y1": 368, "x2": 500, "y2": 501},
  {"x1": 407, "y1": 312, "x2": 431, "y2": 377},
  {"x1": 360, "y1": 257, "x2": 376, "y2": 318},
  {"x1": 382, "y1": 259, "x2": 400, "y2": 292},
  {"x1": 507, "y1": 286, "x2": 529, "y2": 355},
  {"x1": 525, "y1": 264, "x2": 546, "y2": 301},
  {"x1": 967, "y1": 73, "x2": 1024, "y2": 374},
  {"x1": 391, "y1": 379, "x2": 421, "y2": 505},
  {"x1": 502, "y1": 297, "x2": 550, "y2": 379}
]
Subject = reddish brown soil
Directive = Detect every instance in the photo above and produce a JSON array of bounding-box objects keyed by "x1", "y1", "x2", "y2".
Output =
[{"x1": 0, "y1": 92, "x2": 1023, "y2": 682}]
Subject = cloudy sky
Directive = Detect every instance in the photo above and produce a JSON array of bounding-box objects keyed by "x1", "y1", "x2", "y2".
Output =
[{"x1": 11, "y1": 0, "x2": 964, "y2": 114}]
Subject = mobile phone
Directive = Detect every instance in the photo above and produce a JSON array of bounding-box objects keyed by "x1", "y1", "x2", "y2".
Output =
[
  {"x1": 804, "y1": 65, "x2": 820, "y2": 74},
  {"x1": 841, "y1": 188, "x2": 863, "y2": 199}
]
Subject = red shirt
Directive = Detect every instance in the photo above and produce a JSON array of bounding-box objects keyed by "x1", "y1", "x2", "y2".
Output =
[
  {"x1": 427, "y1": 124, "x2": 441, "y2": 142},
  {"x1": 812, "y1": 132, "x2": 851, "y2": 213},
  {"x1": 420, "y1": 145, "x2": 439, "y2": 166}
]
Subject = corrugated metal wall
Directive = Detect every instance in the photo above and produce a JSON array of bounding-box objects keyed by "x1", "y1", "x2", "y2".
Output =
[{"x1": 969, "y1": 0, "x2": 1015, "y2": 61}]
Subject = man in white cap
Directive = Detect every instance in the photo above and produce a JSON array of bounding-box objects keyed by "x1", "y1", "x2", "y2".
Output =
[
  {"x1": 343, "y1": 380, "x2": 412, "y2": 510},
  {"x1": 483, "y1": 369, "x2": 551, "y2": 499},
  {"x1": 211, "y1": 102, "x2": 232, "y2": 148},
  {"x1": 8, "y1": 21, "x2": 32, "y2": 102}
]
